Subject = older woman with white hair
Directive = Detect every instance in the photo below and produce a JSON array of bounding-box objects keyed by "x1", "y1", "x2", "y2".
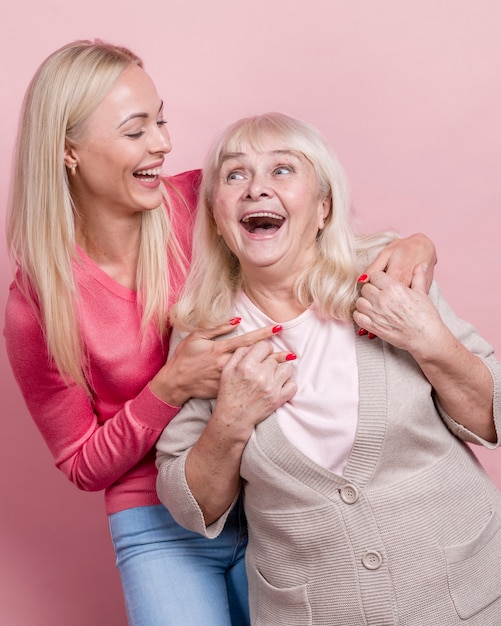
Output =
[{"x1": 157, "y1": 112, "x2": 501, "y2": 625}]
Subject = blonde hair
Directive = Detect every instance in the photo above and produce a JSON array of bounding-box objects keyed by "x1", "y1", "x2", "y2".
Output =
[
  {"x1": 7, "y1": 40, "x2": 188, "y2": 389},
  {"x1": 171, "y1": 112, "x2": 395, "y2": 330}
]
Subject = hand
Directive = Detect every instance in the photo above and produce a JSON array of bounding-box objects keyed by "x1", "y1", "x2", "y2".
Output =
[
  {"x1": 362, "y1": 233, "x2": 437, "y2": 291},
  {"x1": 353, "y1": 266, "x2": 446, "y2": 358},
  {"x1": 211, "y1": 339, "x2": 297, "y2": 442},
  {"x1": 150, "y1": 321, "x2": 293, "y2": 406}
]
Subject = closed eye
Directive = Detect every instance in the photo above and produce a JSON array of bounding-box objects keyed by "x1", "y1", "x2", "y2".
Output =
[
  {"x1": 125, "y1": 131, "x2": 145, "y2": 139},
  {"x1": 125, "y1": 119, "x2": 167, "y2": 139}
]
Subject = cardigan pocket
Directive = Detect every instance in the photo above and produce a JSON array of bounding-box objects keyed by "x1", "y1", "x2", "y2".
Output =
[
  {"x1": 250, "y1": 565, "x2": 312, "y2": 626},
  {"x1": 444, "y1": 511, "x2": 501, "y2": 619}
]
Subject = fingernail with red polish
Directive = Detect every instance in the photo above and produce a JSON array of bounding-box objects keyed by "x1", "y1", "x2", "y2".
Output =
[
  {"x1": 368, "y1": 333, "x2": 376, "y2": 340},
  {"x1": 286, "y1": 353, "x2": 297, "y2": 361},
  {"x1": 357, "y1": 274, "x2": 368, "y2": 283},
  {"x1": 272, "y1": 325, "x2": 282, "y2": 334},
  {"x1": 229, "y1": 317, "x2": 241, "y2": 325},
  {"x1": 358, "y1": 328, "x2": 368, "y2": 336}
]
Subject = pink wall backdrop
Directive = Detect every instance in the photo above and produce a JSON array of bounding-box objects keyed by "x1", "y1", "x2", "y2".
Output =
[{"x1": 1, "y1": 1, "x2": 500, "y2": 624}]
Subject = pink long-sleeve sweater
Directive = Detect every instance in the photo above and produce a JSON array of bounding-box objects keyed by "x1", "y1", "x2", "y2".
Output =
[{"x1": 4, "y1": 169, "x2": 201, "y2": 515}]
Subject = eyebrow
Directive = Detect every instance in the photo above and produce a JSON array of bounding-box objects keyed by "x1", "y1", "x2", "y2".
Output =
[
  {"x1": 220, "y1": 149, "x2": 303, "y2": 163},
  {"x1": 117, "y1": 100, "x2": 164, "y2": 129}
]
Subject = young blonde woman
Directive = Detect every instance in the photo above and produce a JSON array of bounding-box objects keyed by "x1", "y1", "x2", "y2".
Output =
[
  {"x1": 156, "y1": 112, "x2": 501, "y2": 625},
  {"x1": 4, "y1": 41, "x2": 436, "y2": 626}
]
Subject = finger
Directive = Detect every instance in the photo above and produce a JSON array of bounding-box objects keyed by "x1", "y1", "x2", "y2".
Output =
[
  {"x1": 363, "y1": 247, "x2": 392, "y2": 276},
  {"x1": 411, "y1": 263, "x2": 428, "y2": 294},
  {"x1": 360, "y1": 272, "x2": 403, "y2": 304},
  {"x1": 272, "y1": 360, "x2": 296, "y2": 390},
  {"x1": 270, "y1": 350, "x2": 297, "y2": 363},
  {"x1": 275, "y1": 364, "x2": 297, "y2": 393},
  {"x1": 194, "y1": 319, "x2": 244, "y2": 341},
  {"x1": 280, "y1": 379, "x2": 298, "y2": 402},
  {"x1": 220, "y1": 325, "x2": 283, "y2": 352},
  {"x1": 353, "y1": 309, "x2": 374, "y2": 333},
  {"x1": 416, "y1": 262, "x2": 433, "y2": 293},
  {"x1": 357, "y1": 282, "x2": 384, "y2": 313},
  {"x1": 226, "y1": 339, "x2": 275, "y2": 369},
  {"x1": 362, "y1": 269, "x2": 391, "y2": 289},
  {"x1": 224, "y1": 344, "x2": 252, "y2": 368}
]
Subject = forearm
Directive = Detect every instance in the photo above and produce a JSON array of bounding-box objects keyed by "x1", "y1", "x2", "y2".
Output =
[
  {"x1": 413, "y1": 330, "x2": 495, "y2": 442},
  {"x1": 185, "y1": 410, "x2": 251, "y2": 525},
  {"x1": 9, "y1": 355, "x2": 174, "y2": 492},
  {"x1": 51, "y1": 385, "x2": 178, "y2": 491}
]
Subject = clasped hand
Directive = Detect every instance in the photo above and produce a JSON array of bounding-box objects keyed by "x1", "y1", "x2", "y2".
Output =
[
  {"x1": 213, "y1": 341, "x2": 297, "y2": 438},
  {"x1": 353, "y1": 265, "x2": 446, "y2": 359},
  {"x1": 151, "y1": 322, "x2": 296, "y2": 408}
]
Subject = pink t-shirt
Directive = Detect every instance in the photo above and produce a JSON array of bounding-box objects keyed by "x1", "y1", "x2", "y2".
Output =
[
  {"x1": 234, "y1": 293, "x2": 359, "y2": 475},
  {"x1": 4, "y1": 170, "x2": 201, "y2": 515}
]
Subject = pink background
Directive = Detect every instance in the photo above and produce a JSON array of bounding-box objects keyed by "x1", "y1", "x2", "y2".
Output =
[{"x1": 1, "y1": 1, "x2": 500, "y2": 624}]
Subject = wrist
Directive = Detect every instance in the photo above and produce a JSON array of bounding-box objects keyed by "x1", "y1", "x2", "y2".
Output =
[
  {"x1": 149, "y1": 375, "x2": 188, "y2": 408},
  {"x1": 210, "y1": 408, "x2": 254, "y2": 446}
]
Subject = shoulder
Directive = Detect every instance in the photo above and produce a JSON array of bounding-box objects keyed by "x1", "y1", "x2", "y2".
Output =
[
  {"x1": 167, "y1": 168, "x2": 202, "y2": 189},
  {"x1": 5, "y1": 278, "x2": 40, "y2": 330},
  {"x1": 162, "y1": 169, "x2": 202, "y2": 216},
  {"x1": 4, "y1": 279, "x2": 46, "y2": 361}
]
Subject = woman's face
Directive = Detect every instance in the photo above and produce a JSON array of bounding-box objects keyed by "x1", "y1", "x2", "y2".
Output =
[
  {"x1": 65, "y1": 63, "x2": 171, "y2": 218},
  {"x1": 212, "y1": 139, "x2": 330, "y2": 279}
]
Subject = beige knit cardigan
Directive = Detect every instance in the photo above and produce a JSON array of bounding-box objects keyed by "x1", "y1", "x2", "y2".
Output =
[{"x1": 157, "y1": 283, "x2": 501, "y2": 625}]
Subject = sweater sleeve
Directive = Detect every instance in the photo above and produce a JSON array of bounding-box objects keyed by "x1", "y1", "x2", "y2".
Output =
[
  {"x1": 155, "y1": 397, "x2": 237, "y2": 538},
  {"x1": 430, "y1": 281, "x2": 501, "y2": 448},
  {"x1": 156, "y1": 328, "x2": 238, "y2": 537},
  {"x1": 4, "y1": 282, "x2": 180, "y2": 494}
]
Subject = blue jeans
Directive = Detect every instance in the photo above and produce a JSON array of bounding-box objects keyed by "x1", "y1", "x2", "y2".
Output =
[{"x1": 109, "y1": 501, "x2": 249, "y2": 626}]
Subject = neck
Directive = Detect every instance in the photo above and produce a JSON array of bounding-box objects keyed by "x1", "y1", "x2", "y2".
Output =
[
  {"x1": 243, "y1": 273, "x2": 306, "y2": 322},
  {"x1": 75, "y1": 213, "x2": 142, "y2": 288},
  {"x1": 76, "y1": 209, "x2": 141, "y2": 254}
]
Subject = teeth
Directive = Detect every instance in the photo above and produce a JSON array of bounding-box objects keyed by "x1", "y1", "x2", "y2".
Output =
[
  {"x1": 241, "y1": 212, "x2": 284, "y2": 223},
  {"x1": 135, "y1": 167, "x2": 162, "y2": 176}
]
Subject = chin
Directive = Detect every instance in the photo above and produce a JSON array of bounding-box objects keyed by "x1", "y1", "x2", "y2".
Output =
[{"x1": 137, "y1": 194, "x2": 163, "y2": 212}]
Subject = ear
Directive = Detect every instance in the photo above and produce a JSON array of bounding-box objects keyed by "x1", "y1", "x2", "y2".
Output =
[
  {"x1": 318, "y1": 194, "x2": 332, "y2": 230},
  {"x1": 63, "y1": 144, "x2": 78, "y2": 170},
  {"x1": 208, "y1": 204, "x2": 222, "y2": 236}
]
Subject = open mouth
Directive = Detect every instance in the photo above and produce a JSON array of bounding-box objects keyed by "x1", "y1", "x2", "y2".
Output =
[
  {"x1": 241, "y1": 212, "x2": 284, "y2": 234},
  {"x1": 133, "y1": 166, "x2": 162, "y2": 182}
]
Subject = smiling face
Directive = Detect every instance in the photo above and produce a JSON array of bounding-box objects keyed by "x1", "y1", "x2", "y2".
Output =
[
  {"x1": 64, "y1": 63, "x2": 171, "y2": 219},
  {"x1": 211, "y1": 139, "x2": 331, "y2": 282}
]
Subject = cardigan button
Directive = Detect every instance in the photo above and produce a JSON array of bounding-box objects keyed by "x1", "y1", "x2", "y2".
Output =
[
  {"x1": 339, "y1": 483, "x2": 359, "y2": 504},
  {"x1": 362, "y1": 550, "x2": 383, "y2": 570}
]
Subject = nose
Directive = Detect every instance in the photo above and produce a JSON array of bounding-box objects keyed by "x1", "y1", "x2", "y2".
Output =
[
  {"x1": 245, "y1": 172, "x2": 273, "y2": 201},
  {"x1": 150, "y1": 124, "x2": 172, "y2": 155}
]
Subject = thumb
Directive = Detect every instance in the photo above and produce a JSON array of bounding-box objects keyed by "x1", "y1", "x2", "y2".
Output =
[{"x1": 411, "y1": 263, "x2": 428, "y2": 294}]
